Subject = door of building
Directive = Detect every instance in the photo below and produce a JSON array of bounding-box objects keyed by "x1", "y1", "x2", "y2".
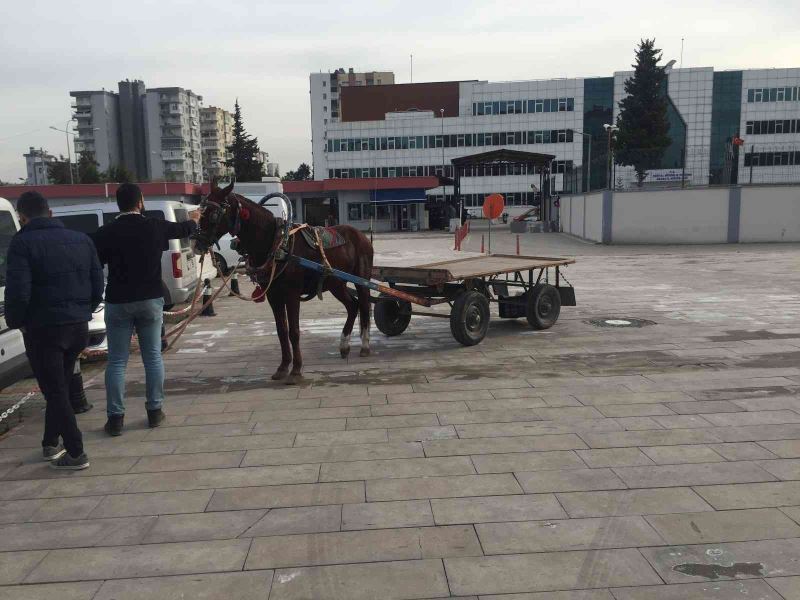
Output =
[{"x1": 391, "y1": 204, "x2": 410, "y2": 231}]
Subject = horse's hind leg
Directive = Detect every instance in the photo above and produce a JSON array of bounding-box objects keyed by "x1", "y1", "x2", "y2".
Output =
[
  {"x1": 267, "y1": 292, "x2": 291, "y2": 380},
  {"x1": 328, "y1": 280, "x2": 358, "y2": 358},
  {"x1": 357, "y1": 284, "x2": 371, "y2": 357}
]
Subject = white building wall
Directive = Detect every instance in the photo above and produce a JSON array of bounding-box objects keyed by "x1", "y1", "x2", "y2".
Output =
[
  {"x1": 739, "y1": 68, "x2": 800, "y2": 185},
  {"x1": 739, "y1": 185, "x2": 800, "y2": 242},
  {"x1": 310, "y1": 73, "x2": 330, "y2": 180},
  {"x1": 89, "y1": 93, "x2": 122, "y2": 173}
]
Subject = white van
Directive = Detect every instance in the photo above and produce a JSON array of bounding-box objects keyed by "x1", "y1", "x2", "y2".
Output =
[
  {"x1": 0, "y1": 197, "x2": 29, "y2": 387},
  {"x1": 52, "y1": 200, "x2": 199, "y2": 309}
]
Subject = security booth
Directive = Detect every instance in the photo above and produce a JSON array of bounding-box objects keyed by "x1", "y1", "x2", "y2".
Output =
[{"x1": 450, "y1": 149, "x2": 556, "y2": 225}]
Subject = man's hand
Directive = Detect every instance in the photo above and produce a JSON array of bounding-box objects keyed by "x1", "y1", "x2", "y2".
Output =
[{"x1": 188, "y1": 210, "x2": 201, "y2": 223}]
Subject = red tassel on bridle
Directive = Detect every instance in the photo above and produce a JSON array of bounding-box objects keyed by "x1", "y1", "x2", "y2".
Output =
[{"x1": 239, "y1": 207, "x2": 250, "y2": 221}]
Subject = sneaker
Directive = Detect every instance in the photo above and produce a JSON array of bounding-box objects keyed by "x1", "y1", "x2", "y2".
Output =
[
  {"x1": 104, "y1": 414, "x2": 124, "y2": 437},
  {"x1": 50, "y1": 452, "x2": 90, "y2": 470},
  {"x1": 147, "y1": 408, "x2": 165, "y2": 428},
  {"x1": 72, "y1": 402, "x2": 94, "y2": 415},
  {"x1": 42, "y1": 445, "x2": 66, "y2": 461}
]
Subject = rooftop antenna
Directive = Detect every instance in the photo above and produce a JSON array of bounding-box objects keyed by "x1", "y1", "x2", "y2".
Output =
[
  {"x1": 410, "y1": 54, "x2": 413, "y2": 83},
  {"x1": 680, "y1": 38, "x2": 684, "y2": 68}
]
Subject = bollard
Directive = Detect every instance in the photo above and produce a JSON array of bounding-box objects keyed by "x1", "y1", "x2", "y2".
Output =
[
  {"x1": 69, "y1": 360, "x2": 92, "y2": 414},
  {"x1": 480, "y1": 235, "x2": 485, "y2": 253},
  {"x1": 516, "y1": 234, "x2": 520, "y2": 256},
  {"x1": 201, "y1": 278, "x2": 216, "y2": 317},
  {"x1": 229, "y1": 272, "x2": 240, "y2": 296}
]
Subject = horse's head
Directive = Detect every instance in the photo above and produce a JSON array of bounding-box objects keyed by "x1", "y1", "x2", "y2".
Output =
[{"x1": 192, "y1": 179, "x2": 235, "y2": 255}]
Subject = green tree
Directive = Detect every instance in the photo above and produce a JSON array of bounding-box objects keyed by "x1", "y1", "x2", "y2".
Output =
[
  {"x1": 614, "y1": 38, "x2": 672, "y2": 186},
  {"x1": 47, "y1": 156, "x2": 74, "y2": 184},
  {"x1": 224, "y1": 100, "x2": 265, "y2": 182},
  {"x1": 281, "y1": 163, "x2": 312, "y2": 181},
  {"x1": 105, "y1": 164, "x2": 134, "y2": 183},
  {"x1": 77, "y1": 151, "x2": 102, "y2": 184}
]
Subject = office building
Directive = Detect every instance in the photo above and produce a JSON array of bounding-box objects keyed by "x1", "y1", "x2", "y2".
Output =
[
  {"x1": 143, "y1": 87, "x2": 203, "y2": 183},
  {"x1": 310, "y1": 66, "x2": 800, "y2": 225},
  {"x1": 69, "y1": 89, "x2": 123, "y2": 173}
]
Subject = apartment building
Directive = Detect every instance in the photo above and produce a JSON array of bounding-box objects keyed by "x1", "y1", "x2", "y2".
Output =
[
  {"x1": 310, "y1": 68, "x2": 394, "y2": 184},
  {"x1": 69, "y1": 89, "x2": 122, "y2": 173},
  {"x1": 200, "y1": 106, "x2": 233, "y2": 180},
  {"x1": 23, "y1": 147, "x2": 57, "y2": 185}
]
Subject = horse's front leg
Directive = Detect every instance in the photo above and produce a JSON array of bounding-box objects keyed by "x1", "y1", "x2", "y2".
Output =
[
  {"x1": 284, "y1": 290, "x2": 304, "y2": 385},
  {"x1": 267, "y1": 292, "x2": 291, "y2": 380}
]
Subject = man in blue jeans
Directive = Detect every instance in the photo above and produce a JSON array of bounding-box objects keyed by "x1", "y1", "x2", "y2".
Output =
[{"x1": 92, "y1": 184, "x2": 199, "y2": 436}]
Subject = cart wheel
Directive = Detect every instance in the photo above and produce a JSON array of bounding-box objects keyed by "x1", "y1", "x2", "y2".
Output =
[
  {"x1": 527, "y1": 284, "x2": 561, "y2": 330},
  {"x1": 374, "y1": 295, "x2": 412, "y2": 336},
  {"x1": 450, "y1": 291, "x2": 490, "y2": 346}
]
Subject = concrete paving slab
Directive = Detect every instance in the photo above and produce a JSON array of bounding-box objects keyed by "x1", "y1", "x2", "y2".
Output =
[
  {"x1": 475, "y1": 516, "x2": 663, "y2": 554},
  {"x1": 444, "y1": 549, "x2": 662, "y2": 596},
  {"x1": 557, "y1": 488, "x2": 713, "y2": 518},
  {"x1": 0, "y1": 581, "x2": 102, "y2": 600},
  {"x1": 515, "y1": 468, "x2": 627, "y2": 494},
  {"x1": 431, "y1": 494, "x2": 566, "y2": 525},
  {"x1": 92, "y1": 571, "x2": 274, "y2": 600},
  {"x1": 245, "y1": 526, "x2": 481, "y2": 569},
  {"x1": 367, "y1": 474, "x2": 522, "y2": 501},
  {"x1": 645, "y1": 508, "x2": 800, "y2": 544},
  {"x1": 206, "y1": 482, "x2": 364, "y2": 511},
  {"x1": 610, "y1": 580, "x2": 783, "y2": 599}
]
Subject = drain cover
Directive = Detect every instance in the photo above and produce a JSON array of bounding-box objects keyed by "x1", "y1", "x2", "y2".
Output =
[{"x1": 587, "y1": 317, "x2": 656, "y2": 328}]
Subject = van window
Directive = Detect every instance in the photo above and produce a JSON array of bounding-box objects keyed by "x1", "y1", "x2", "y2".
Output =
[
  {"x1": 58, "y1": 214, "x2": 101, "y2": 235},
  {"x1": 0, "y1": 212, "x2": 17, "y2": 287}
]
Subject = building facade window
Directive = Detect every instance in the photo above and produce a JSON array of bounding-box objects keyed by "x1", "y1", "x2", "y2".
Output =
[
  {"x1": 326, "y1": 129, "x2": 574, "y2": 153},
  {"x1": 327, "y1": 161, "x2": 573, "y2": 180},
  {"x1": 471, "y1": 97, "x2": 575, "y2": 116},
  {"x1": 743, "y1": 149, "x2": 800, "y2": 166},
  {"x1": 746, "y1": 86, "x2": 800, "y2": 102},
  {"x1": 745, "y1": 119, "x2": 800, "y2": 135}
]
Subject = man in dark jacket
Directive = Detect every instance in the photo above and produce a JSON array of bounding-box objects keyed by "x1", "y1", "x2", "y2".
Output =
[
  {"x1": 91, "y1": 183, "x2": 199, "y2": 436},
  {"x1": 5, "y1": 191, "x2": 104, "y2": 470}
]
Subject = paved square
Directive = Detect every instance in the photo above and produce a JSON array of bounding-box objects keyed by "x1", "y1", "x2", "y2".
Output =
[{"x1": 1, "y1": 231, "x2": 800, "y2": 598}]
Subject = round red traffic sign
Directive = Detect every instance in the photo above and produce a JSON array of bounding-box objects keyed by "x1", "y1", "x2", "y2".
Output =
[{"x1": 483, "y1": 194, "x2": 505, "y2": 220}]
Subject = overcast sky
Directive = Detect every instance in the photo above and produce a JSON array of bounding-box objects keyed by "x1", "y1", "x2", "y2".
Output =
[{"x1": 1, "y1": 0, "x2": 798, "y2": 183}]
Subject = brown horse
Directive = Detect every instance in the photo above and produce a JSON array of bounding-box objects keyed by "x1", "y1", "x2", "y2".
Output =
[{"x1": 192, "y1": 181, "x2": 374, "y2": 384}]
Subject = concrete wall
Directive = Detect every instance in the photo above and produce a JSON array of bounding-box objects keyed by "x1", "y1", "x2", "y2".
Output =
[
  {"x1": 740, "y1": 185, "x2": 800, "y2": 242},
  {"x1": 611, "y1": 188, "x2": 730, "y2": 244},
  {"x1": 561, "y1": 184, "x2": 800, "y2": 244}
]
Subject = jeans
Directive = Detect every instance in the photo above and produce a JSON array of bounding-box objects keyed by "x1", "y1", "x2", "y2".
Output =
[
  {"x1": 23, "y1": 323, "x2": 89, "y2": 457},
  {"x1": 105, "y1": 298, "x2": 164, "y2": 417}
]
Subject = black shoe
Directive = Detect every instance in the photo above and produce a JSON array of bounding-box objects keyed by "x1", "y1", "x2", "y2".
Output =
[
  {"x1": 72, "y1": 402, "x2": 94, "y2": 415},
  {"x1": 104, "y1": 415, "x2": 124, "y2": 437},
  {"x1": 147, "y1": 408, "x2": 165, "y2": 428},
  {"x1": 50, "y1": 452, "x2": 90, "y2": 470},
  {"x1": 42, "y1": 445, "x2": 66, "y2": 461}
]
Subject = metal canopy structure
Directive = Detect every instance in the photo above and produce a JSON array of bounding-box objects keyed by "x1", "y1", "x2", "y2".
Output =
[{"x1": 450, "y1": 149, "x2": 557, "y2": 224}]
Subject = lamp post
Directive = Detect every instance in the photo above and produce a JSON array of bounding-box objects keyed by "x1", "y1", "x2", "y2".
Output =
[
  {"x1": 571, "y1": 129, "x2": 592, "y2": 193},
  {"x1": 603, "y1": 124, "x2": 619, "y2": 190},
  {"x1": 50, "y1": 120, "x2": 75, "y2": 184}
]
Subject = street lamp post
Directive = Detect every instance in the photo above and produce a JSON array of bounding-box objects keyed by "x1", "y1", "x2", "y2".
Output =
[
  {"x1": 603, "y1": 124, "x2": 619, "y2": 190},
  {"x1": 571, "y1": 129, "x2": 592, "y2": 193},
  {"x1": 50, "y1": 120, "x2": 75, "y2": 184}
]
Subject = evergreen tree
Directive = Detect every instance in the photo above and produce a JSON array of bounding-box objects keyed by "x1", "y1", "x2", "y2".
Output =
[
  {"x1": 614, "y1": 39, "x2": 672, "y2": 186},
  {"x1": 281, "y1": 163, "x2": 312, "y2": 181},
  {"x1": 224, "y1": 100, "x2": 265, "y2": 182},
  {"x1": 77, "y1": 151, "x2": 102, "y2": 184},
  {"x1": 105, "y1": 164, "x2": 134, "y2": 183},
  {"x1": 47, "y1": 156, "x2": 73, "y2": 184}
]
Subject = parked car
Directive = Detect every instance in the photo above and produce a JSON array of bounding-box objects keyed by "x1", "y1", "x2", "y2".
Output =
[
  {"x1": 0, "y1": 197, "x2": 30, "y2": 388},
  {"x1": 51, "y1": 200, "x2": 199, "y2": 309}
]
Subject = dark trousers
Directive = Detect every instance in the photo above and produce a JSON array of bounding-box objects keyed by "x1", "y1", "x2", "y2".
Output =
[{"x1": 23, "y1": 323, "x2": 89, "y2": 457}]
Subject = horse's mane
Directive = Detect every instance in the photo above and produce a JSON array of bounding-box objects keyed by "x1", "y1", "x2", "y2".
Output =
[{"x1": 233, "y1": 193, "x2": 276, "y2": 231}]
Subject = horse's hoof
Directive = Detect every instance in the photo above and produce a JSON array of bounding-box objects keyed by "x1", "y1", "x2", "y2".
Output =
[
  {"x1": 285, "y1": 373, "x2": 304, "y2": 386},
  {"x1": 340, "y1": 347, "x2": 350, "y2": 359},
  {"x1": 359, "y1": 347, "x2": 371, "y2": 357},
  {"x1": 271, "y1": 370, "x2": 289, "y2": 381}
]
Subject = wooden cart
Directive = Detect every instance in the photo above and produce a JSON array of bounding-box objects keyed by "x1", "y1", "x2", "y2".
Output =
[{"x1": 370, "y1": 254, "x2": 576, "y2": 346}]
